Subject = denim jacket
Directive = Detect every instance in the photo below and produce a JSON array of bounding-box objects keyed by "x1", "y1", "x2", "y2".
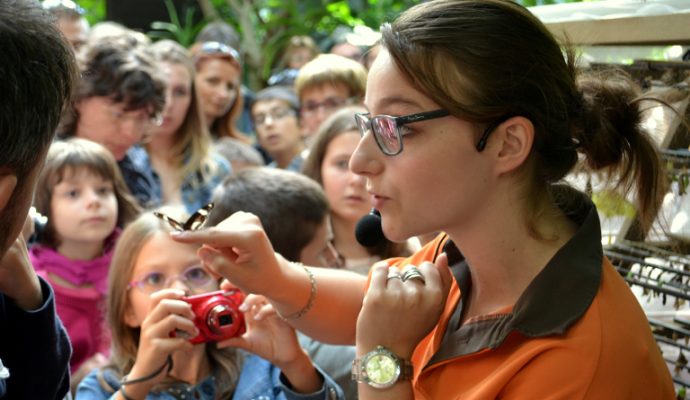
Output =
[
  {"x1": 151, "y1": 153, "x2": 232, "y2": 215},
  {"x1": 76, "y1": 353, "x2": 344, "y2": 400}
]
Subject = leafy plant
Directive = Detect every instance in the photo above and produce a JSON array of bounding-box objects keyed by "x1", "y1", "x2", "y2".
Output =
[{"x1": 148, "y1": 0, "x2": 206, "y2": 47}]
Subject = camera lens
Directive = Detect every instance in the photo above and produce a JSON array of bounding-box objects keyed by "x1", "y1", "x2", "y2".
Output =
[{"x1": 219, "y1": 314, "x2": 232, "y2": 326}]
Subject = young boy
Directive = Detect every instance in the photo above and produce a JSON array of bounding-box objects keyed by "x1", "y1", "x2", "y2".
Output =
[
  {"x1": 250, "y1": 87, "x2": 305, "y2": 172},
  {"x1": 207, "y1": 167, "x2": 357, "y2": 399},
  {"x1": 294, "y1": 54, "x2": 368, "y2": 140}
]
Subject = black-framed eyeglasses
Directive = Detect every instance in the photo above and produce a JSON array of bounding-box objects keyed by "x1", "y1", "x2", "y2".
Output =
[
  {"x1": 196, "y1": 41, "x2": 241, "y2": 66},
  {"x1": 154, "y1": 203, "x2": 214, "y2": 232},
  {"x1": 355, "y1": 109, "x2": 450, "y2": 156},
  {"x1": 355, "y1": 109, "x2": 514, "y2": 155},
  {"x1": 42, "y1": 0, "x2": 85, "y2": 15}
]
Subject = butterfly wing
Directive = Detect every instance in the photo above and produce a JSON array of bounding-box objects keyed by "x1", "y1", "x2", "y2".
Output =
[
  {"x1": 183, "y1": 203, "x2": 215, "y2": 231},
  {"x1": 153, "y1": 211, "x2": 186, "y2": 231}
]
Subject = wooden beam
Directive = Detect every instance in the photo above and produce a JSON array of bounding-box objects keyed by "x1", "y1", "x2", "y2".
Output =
[{"x1": 545, "y1": 12, "x2": 690, "y2": 46}]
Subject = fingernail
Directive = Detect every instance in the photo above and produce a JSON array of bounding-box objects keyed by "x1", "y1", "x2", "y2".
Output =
[
  {"x1": 239, "y1": 302, "x2": 249, "y2": 312},
  {"x1": 169, "y1": 231, "x2": 186, "y2": 238}
]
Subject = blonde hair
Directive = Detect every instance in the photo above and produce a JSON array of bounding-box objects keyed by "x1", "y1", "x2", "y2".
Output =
[
  {"x1": 294, "y1": 54, "x2": 367, "y2": 102},
  {"x1": 103, "y1": 212, "x2": 242, "y2": 397},
  {"x1": 149, "y1": 40, "x2": 221, "y2": 189},
  {"x1": 33, "y1": 138, "x2": 141, "y2": 248}
]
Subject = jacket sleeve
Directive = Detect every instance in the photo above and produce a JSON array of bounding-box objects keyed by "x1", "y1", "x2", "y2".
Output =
[
  {"x1": 277, "y1": 363, "x2": 345, "y2": 400},
  {"x1": 0, "y1": 277, "x2": 71, "y2": 399}
]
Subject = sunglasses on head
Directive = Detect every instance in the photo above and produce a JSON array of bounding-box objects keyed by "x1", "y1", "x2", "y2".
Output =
[
  {"x1": 42, "y1": 0, "x2": 85, "y2": 15},
  {"x1": 154, "y1": 203, "x2": 214, "y2": 232},
  {"x1": 196, "y1": 41, "x2": 241, "y2": 65}
]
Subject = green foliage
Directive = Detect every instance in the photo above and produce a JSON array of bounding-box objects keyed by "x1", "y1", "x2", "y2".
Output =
[
  {"x1": 592, "y1": 190, "x2": 637, "y2": 219},
  {"x1": 148, "y1": 0, "x2": 206, "y2": 47},
  {"x1": 77, "y1": 0, "x2": 105, "y2": 26}
]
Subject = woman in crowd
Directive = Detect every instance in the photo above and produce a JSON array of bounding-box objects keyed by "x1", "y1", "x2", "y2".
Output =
[
  {"x1": 190, "y1": 41, "x2": 250, "y2": 144},
  {"x1": 147, "y1": 40, "x2": 231, "y2": 214}
]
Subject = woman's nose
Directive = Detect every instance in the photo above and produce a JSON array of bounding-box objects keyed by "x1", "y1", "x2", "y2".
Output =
[{"x1": 349, "y1": 131, "x2": 383, "y2": 177}]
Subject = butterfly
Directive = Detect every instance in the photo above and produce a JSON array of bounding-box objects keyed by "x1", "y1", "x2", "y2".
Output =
[{"x1": 154, "y1": 203, "x2": 215, "y2": 232}]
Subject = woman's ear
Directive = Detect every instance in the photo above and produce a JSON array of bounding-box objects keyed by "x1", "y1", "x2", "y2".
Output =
[
  {"x1": 492, "y1": 116, "x2": 534, "y2": 175},
  {"x1": 0, "y1": 172, "x2": 18, "y2": 213}
]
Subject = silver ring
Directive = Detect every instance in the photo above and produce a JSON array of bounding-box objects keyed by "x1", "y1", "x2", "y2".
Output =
[
  {"x1": 401, "y1": 268, "x2": 426, "y2": 284},
  {"x1": 386, "y1": 269, "x2": 402, "y2": 282}
]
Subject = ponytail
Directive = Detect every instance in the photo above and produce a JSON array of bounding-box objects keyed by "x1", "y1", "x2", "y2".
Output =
[{"x1": 572, "y1": 68, "x2": 667, "y2": 233}]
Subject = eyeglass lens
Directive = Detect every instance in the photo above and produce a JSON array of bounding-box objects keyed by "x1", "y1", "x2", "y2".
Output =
[{"x1": 133, "y1": 266, "x2": 213, "y2": 293}]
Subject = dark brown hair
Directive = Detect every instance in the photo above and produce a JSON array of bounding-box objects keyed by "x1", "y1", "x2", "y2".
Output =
[
  {"x1": 33, "y1": 138, "x2": 141, "y2": 248},
  {"x1": 59, "y1": 35, "x2": 166, "y2": 137},
  {"x1": 382, "y1": 0, "x2": 666, "y2": 234},
  {"x1": 207, "y1": 167, "x2": 329, "y2": 262}
]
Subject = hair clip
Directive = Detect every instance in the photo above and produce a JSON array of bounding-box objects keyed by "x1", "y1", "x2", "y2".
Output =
[{"x1": 154, "y1": 203, "x2": 214, "y2": 232}]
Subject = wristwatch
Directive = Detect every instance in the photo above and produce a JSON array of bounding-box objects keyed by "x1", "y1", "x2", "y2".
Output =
[{"x1": 351, "y1": 345, "x2": 413, "y2": 389}]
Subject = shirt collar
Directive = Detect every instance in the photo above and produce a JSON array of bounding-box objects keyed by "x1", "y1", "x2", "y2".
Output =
[{"x1": 429, "y1": 187, "x2": 603, "y2": 365}]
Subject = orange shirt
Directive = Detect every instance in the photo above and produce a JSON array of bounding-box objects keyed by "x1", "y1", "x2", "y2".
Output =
[{"x1": 375, "y1": 193, "x2": 674, "y2": 399}]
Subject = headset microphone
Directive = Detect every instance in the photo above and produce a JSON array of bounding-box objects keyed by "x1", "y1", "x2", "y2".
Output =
[{"x1": 355, "y1": 208, "x2": 385, "y2": 247}]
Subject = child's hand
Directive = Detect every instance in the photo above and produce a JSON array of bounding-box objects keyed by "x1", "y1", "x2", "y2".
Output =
[
  {"x1": 219, "y1": 294, "x2": 303, "y2": 365},
  {"x1": 220, "y1": 294, "x2": 323, "y2": 393},
  {"x1": 0, "y1": 232, "x2": 42, "y2": 310},
  {"x1": 127, "y1": 289, "x2": 197, "y2": 392}
]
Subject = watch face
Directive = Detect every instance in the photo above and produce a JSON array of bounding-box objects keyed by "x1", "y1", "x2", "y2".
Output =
[{"x1": 364, "y1": 353, "x2": 400, "y2": 386}]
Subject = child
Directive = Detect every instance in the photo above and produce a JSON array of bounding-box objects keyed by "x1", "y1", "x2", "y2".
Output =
[
  {"x1": 302, "y1": 107, "x2": 411, "y2": 274},
  {"x1": 294, "y1": 54, "x2": 367, "y2": 140},
  {"x1": 250, "y1": 87, "x2": 305, "y2": 172},
  {"x1": 76, "y1": 210, "x2": 344, "y2": 399},
  {"x1": 30, "y1": 138, "x2": 141, "y2": 391},
  {"x1": 207, "y1": 167, "x2": 357, "y2": 398}
]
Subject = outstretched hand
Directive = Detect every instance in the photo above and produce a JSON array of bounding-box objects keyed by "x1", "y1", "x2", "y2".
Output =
[{"x1": 171, "y1": 212, "x2": 286, "y2": 297}]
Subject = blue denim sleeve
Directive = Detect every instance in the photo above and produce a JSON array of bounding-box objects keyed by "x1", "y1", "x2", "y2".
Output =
[
  {"x1": 76, "y1": 369, "x2": 119, "y2": 400},
  {"x1": 277, "y1": 363, "x2": 345, "y2": 400}
]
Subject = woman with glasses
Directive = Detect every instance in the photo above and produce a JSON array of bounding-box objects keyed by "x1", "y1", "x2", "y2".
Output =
[
  {"x1": 76, "y1": 210, "x2": 344, "y2": 400},
  {"x1": 146, "y1": 40, "x2": 231, "y2": 215},
  {"x1": 190, "y1": 41, "x2": 250, "y2": 144},
  {"x1": 58, "y1": 31, "x2": 166, "y2": 209},
  {"x1": 302, "y1": 106, "x2": 410, "y2": 275},
  {"x1": 171, "y1": 0, "x2": 675, "y2": 398}
]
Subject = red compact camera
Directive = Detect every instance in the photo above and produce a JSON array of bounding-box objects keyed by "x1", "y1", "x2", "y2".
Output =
[{"x1": 176, "y1": 290, "x2": 246, "y2": 344}]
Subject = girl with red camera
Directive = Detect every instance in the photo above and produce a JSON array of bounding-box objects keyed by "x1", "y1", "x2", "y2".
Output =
[{"x1": 76, "y1": 211, "x2": 343, "y2": 400}]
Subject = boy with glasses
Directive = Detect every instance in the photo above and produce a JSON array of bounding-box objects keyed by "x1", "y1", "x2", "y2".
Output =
[
  {"x1": 251, "y1": 86, "x2": 306, "y2": 171},
  {"x1": 294, "y1": 54, "x2": 367, "y2": 141},
  {"x1": 58, "y1": 33, "x2": 166, "y2": 209}
]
